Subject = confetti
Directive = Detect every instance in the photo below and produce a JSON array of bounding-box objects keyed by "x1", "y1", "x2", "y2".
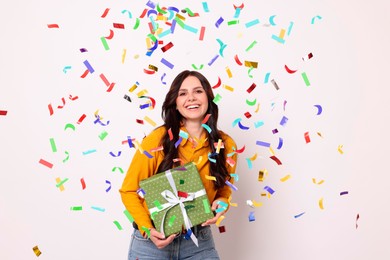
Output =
[
  {"x1": 47, "y1": 24, "x2": 59, "y2": 28},
  {"x1": 0, "y1": 110, "x2": 8, "y2": 116},
  {"x1": 356, "y1": 214, "x2": 360, "y2": 229},
  {"x1": 32, "y1": 245, "x2": 42, "y2": 257},
  {"x1": 101, "y1": 8, "x2": 110, "y2": 18},
  {"x1": 199, "y1": 26, "x2": 206, "y2": 40},
  {"x1": 304, "y1": 132, "x2": 311, "y2": 143},
  {"x1": 105, "y1": 180, "x2": 112, "y2": 192},
  {"x1": 271, "y1": 79, "x2": 280, "y2": 90},
  {"x1": 248, "y1": 211, "x2": 255, "y2": 222},
  {"x1": 245, "y1": 41, "x2": 257, "y2": 52},
  {"x1": 83, "y1": 60, "x2": 95, "y2": 73},
  {"x1": 256, "y1": 140, "x2": 271, "y2": 147},
  {"x1": 91, "y1": 206, "x2": 106, "y2": 212},
  {"x1": 161, "y1": 42, "x2": 174, "y2": 52},
  {"x1": 284, "y1": 64, "x2": 297, "y2": 74},
  {"x1": 246, "y1": 83, "x2": 256, "y2": 93},
  {"x1": 39, "y1": 159, "x2": 53, "y2": 169},
  {"x1": 215, "y1": 17, "x2": 224, "y2": 28},
  {"x1": 264, "y1": 185, "x2": 275, "y2": 195},
  {"x1": 269, "y1": 15, "x2": 277, "y2": 26},
  {"x1": 80, "y1": 178, "x2": 86, "y2": 190},
  {"x1": 70, "y1": 206, "x2": 83, "y2": 211},
  {"x1": 270, "y1": 155, "x2": 282, "y2": 165},
  {"x1": 340, "y1": 191, "x2": 349, "y2": 196},
  {"x1": 303, "y1": 52, "x2": 314, "y2": 61},
  {"x1": 338, "y1": 145, "x2": 344, "y2": 154},
  {"x1": 245, "y1": 19, "x2": 260, "y2": 28},
  {"x1": 319, "y1": 198, "x2": 325, "y2": 209},
  {"x1": 294, "y1": 212, "x2": 305, "y2": 218},
  {"x1": 280, "y1": 174, "x2": 291, "y2": 182},
  {"x1": 64, "y1": 123, "x2": 76, "y2": 131},
  {"x1": 161, "y1": 58, "x2": 174, "y2": 69},
  {"x1": 301, "y1": 72, "x2": 311, "y2": 86},
  {"x1": 311, "y1": 15, "x2": 322, "y2": 24},
  {"x1": 113, "y1": 221, "x2": 123, "y2": 230}
]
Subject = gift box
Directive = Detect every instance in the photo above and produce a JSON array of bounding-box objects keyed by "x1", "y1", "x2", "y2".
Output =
[{"x1": 139, "y1": 162, "x2": 214, "y2": 237}]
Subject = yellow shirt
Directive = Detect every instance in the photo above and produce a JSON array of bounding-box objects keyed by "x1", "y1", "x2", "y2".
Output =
[{"x1": 119, "y1": 126, "x2": 237, "y2": 232}]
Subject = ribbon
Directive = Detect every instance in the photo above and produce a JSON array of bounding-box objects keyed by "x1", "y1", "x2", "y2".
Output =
[{"x1": 148, "y1": 169, "x2": 206, "y2": 247}]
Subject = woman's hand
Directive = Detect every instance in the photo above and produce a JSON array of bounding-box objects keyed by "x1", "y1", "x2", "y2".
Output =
[
  {"x1": 143, "y1": 228, "x2": 176, "y2": 249},
  {"x1": 201, "y1": 199, "x2": 226, "y2": 226}
]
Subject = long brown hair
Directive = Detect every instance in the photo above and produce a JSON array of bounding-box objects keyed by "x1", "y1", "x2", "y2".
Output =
[{"x1": 157, "y1": 70, "x2": 230, "y2": 189}]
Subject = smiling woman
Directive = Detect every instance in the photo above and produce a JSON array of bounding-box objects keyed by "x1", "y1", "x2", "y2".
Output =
[
  {"x1": 176, "y1": 76, "x2": 209, "y2": 132},
  {"x1": 119, "y1": 70, "x2": 238, "y2": 260}
]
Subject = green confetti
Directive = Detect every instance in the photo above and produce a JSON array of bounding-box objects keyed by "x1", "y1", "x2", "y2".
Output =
[
  {"x1": 49, "y1": 138, "x2": 57, "y2": 152},
  {"x1": 301, "y1": 72, "x2": 311, "y2": 86},
  {"x1": 56, "y1": 178, "x2": 69, "y2": 188},
  {"x1": 112, "y1": 167, "x2": 124, "y2": 174},
  {"x1": 153, "y1": 200, "x2": 163, "y2": 210},
  {"x1": 113, "y1": 220, "x2": 123, "y2": 230},
  {"x1": 141, "y1": 226, "x2": 151, "y2": 238},
  {"x1": 168, "y1": 215, "x2": 176, "y2": 227},
  {"x1": 180, "y1": 179, "x2": 185, "y2": 185},
  {"x1": 191, "y1": 64, "x2": 204, "y2": 70},
  {"x1": 203, "y1": 199, "x2": 211, "y2": 213},
  {"x1": 245, "y1": 40, "x2": 258, "y2": 52},
  {"x1": 227, "y1": 20, "x2": 239, "y2": 25},
  {"x1": 70, "y1": 206, "x2": 83, "y2": 211},
  {"x1": 100, "y1": 37, "x2": 109, "y2": 50},
  {"x1": 98, "y1": 130, "x2": 108, "y2": 140}
]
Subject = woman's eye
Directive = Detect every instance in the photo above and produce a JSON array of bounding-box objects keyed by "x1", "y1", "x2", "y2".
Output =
[
  {"x1": 196, "y1": 90, "x2": 204, "y2": 94},
  {"x1": 178, "y1": 92, "x2": 186, "y2": 96}
]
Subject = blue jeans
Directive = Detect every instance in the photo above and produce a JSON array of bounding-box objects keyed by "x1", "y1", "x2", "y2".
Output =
[{"x1": 127, "y1": 226, "x2": 220, "y2": 260}]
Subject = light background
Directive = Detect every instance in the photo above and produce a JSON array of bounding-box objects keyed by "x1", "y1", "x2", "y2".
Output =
[{"x1": 1, "y1": 1, "x2": 389, "y2": 259}]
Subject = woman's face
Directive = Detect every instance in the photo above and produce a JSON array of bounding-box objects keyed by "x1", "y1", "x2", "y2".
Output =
[{"x1": 176, "y1": 75, "x2": 209, "y2": 123}]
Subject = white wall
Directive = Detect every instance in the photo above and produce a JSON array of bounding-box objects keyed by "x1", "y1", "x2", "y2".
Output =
[{"x1": 1, "y1": 1, "x2": 389, "y2": 259}]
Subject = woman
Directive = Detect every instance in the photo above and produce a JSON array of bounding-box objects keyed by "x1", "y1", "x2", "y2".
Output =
[{"x1": 120, "y1": 70, "x2": 237, "y2": 259}]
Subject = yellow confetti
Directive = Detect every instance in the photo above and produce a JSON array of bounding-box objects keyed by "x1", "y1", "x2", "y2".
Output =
[
  {"x1": 137, "y1": 89, "x2": 148, "y2": 97},
  {"x1": 33, "y1": 245, "x2": 42, "y2": 257},
  {"x1": 225, "y1": 66, "x2": 233, "y2": 78},
  {"x1": 144, "y1": 116, "x2": 156, "y2": 127},
  {"x1": 193, "y1": 156, "x2": 203, "y2": 165},
  {"x1": 205, "y1": 175, "x2": 217, "y2": 181},
  {"x1": 252, "y1": 200, "x2": 263, "y2": 207},
  {"x1": 223, "y1": 84, "x2": 234, "y2": 92},
  {"x1": 94, "y1": 109, "x2": 102, "y2": 120},
  {"x1": 134, "y1": 54, "x2": 140, "y2": 59},
  {"x1": 129, "y1": 84, "x2": 138, "y2": 93},
  {"x1": 133, "y1": 140, "x2": 144, "y2": 154},
  {"x1": 317, "y1": 132, "x2": 323, "y2": 138},
  {"x1": 280, "y1": 174, "x2": 291, "y2": 182},
  {"x1": 312, "y1": 178, "x2": 325, "y2": 185},
  {"x1": 146, "y1": 37, "x2": 152, "y2": 49},
  {"x1": 319, "y1": 198, "x2": 324, "y2": 209},
  {"x1": 175, "y1": 13, "x2": 186, "y2": 21},
  {"x1": 216, "y1": 139, "x2": 222, "y2": 154},
  {"x1": 278, "y1": 28, "x2": 286, "y2": 39},
  {"x1": 215, "y1": 215, "x2": 225, "y2": 227},
  {"x1": 249, "y1": 153, "x2": 258, "y2": 161},
  {"x1": 338, "y1": 145, "x2": 344, "y2": 154},
  {"x1": 269, "y1": 146, "x2": 275, "y2": 156},
  {"x1": 55, "y1": 177, "x2": 65, "y2": 191},
  {"x1": 254, "y1": 103, "x2": 260, "y2": 113},
  {"x1": 228, "y1": 195, "x2": 238, "y2": 207},
  {"x1": 244, "y1": 60, "x2": 258, "y2": 68},
  {"x1": 121, "y1": 49, "x2": 127, "y2": 64},
  {"x1": 258, "y1": 169, "x2": 268, "y2": 181}
]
